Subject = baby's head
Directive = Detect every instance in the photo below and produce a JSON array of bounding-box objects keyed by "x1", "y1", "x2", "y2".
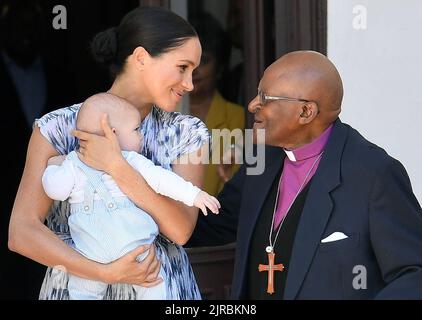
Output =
[{"x1": 77, "y1": 93, "x2": 143, "y2": 152}]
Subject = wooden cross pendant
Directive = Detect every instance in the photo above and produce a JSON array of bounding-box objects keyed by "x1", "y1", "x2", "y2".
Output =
[{"x1": 258, "y1": 251, "x2": 284, "y2": 294}]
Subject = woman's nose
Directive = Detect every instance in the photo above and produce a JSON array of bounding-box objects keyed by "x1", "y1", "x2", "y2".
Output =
[{"x1": 183, "y1": 74, "x2": 194, "y2": 92}]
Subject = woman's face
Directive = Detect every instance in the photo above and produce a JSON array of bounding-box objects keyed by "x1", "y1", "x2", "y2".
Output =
[{"x1": 143, "y1": 37, "x2": 202, "y2": 112}]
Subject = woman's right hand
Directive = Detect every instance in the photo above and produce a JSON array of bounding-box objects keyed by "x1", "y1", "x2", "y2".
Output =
[
  {"x1": 102, "y1": 244, "x2": 163, "y2": 287},
  {"x1": 72, "y1": 114, "x2": 124, "y2": 174}
]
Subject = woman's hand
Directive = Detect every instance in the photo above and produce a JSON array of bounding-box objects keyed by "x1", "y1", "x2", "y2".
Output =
[
  {"x1": 217, "y1": 141, "x2": 243, "y2": 183},
  {"x1": 217, "y1": 146, "x2": 236, "y2": 183},
  {"x1": 72, "y1": 114, "x2": 124, "y2": 173},
  {"x1": 102, "y1": 245, "x2": 163, "y2": 287}
]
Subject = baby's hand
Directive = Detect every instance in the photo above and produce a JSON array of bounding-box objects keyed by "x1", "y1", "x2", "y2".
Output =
[
  {"x1": 47, "y1": 155, "x2": 66, "y2": 166},
  {"x1": 193, "y1": 191, "x2": 221, "y2": 216}
]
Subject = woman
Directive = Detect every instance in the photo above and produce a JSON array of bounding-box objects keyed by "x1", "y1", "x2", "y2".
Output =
[{"x1": 8, "y1": 6, "x2": 208, "y2": 300}]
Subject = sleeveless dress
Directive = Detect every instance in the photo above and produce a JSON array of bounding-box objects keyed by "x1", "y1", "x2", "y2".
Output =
[{"x1": 35, "y1": 103, "x2": 210, "y2": 300}]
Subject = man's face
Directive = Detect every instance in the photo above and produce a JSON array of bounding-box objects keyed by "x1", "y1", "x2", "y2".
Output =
[{"x1": 248, "y1": 67, "x2": 304, "y2": 148}]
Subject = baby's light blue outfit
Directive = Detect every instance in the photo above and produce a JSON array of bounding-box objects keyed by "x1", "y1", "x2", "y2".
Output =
[
  {"x1": 43, "y1": 150, "x2": 201, "y2": 300},
  {"x1": 35, "y1": 104, "x2": 209, "y2": 300},
  {"x1": 66, "y1": 152, "x2": 165, "y2": 300}
]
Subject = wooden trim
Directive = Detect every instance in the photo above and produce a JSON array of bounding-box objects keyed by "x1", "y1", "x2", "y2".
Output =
[
  {"x1": 139, "y1": 0, "x2": 170, "y2": 8},
  {"x1": 188, "y1": 0, "x2": 204, "y2": 16},
  {"x1": 243, "y1": 0, "x2": 267, "y2": 128},
  {"x1": 242, "y1": 0, "x2": 277, "y2": 128},
  {"x1": 275, "y1": 0, "x2": 327, "y2": 57},
  {"x1": 317, "y1": 0, "x2": 328, "y2": 55}
]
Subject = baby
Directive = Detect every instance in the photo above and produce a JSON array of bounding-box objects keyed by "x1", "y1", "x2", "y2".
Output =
[{"x1": 42, "y1": 93, "x2": 220, "y2": 300}]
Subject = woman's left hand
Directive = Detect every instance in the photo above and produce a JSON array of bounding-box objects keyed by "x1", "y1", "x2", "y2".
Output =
[{"x1": 72, "y1": 114, "x2": 124, "y2": 173}]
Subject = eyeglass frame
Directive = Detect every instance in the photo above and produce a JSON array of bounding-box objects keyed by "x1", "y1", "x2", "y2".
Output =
[{"x1": 257, "y1": 90, "x2": 314, "y2": 106}]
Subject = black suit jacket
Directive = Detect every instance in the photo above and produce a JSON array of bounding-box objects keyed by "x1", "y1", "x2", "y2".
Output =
[{"x1": 188, "y1": 119, "x2": 422, "y2": 299}]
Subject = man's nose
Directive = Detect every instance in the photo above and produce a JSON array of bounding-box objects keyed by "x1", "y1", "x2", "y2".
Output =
[{"x1": 248, "y1": 95, "x2": 262, "y2": 114}]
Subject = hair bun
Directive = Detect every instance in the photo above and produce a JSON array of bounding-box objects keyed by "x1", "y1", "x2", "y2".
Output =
[{"x1": 90, "y1": 27, "x2": 118, "y2": 66}]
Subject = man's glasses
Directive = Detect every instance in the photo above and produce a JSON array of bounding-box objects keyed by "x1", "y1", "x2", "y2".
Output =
[{"x1": 258, "y1": 90, "x2": 311, "y2": 106}]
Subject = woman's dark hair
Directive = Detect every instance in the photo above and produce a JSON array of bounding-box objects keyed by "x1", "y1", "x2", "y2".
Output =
[
  {"x1": 91, "y1": 6, "x2": 197, "y2": 78},
  {"x1": 188, "y1": 12, "x2": 231, "y2": 73}
]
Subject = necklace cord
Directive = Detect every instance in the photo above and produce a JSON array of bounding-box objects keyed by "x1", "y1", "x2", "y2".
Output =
[{"x1": 268, "y1": 151, "x2": 325, "y2": 252}]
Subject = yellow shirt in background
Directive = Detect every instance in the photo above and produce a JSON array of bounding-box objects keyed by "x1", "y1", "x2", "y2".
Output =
[{"x1": 204, "y1": 91, "x2": 245, "y2": 196}]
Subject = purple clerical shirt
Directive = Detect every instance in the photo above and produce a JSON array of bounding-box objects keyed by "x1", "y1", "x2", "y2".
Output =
[{"x1": 274, "y1": 124, "x2": 334, "y2": 229}]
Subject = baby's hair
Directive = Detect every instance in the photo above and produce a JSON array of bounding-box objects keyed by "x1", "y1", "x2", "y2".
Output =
[{"x1": 77, "y1": 93, "x2": 137, "y2": 135}]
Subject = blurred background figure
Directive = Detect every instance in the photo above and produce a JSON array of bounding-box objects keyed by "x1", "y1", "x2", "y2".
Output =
[
  {"x1": 218, "y1": 0, "x2": 245, "y2": 107},
  {"x1": 0, "y1": 0, "x2": 75, "y2": 299},
  {"x1": 188, "y1": 12, "x2": 245, "y2": 196}
]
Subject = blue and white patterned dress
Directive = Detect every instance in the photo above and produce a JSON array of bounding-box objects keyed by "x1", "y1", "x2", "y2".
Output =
[{"x1": 35, "y1": 103, "x2": 209, "y2": 300}]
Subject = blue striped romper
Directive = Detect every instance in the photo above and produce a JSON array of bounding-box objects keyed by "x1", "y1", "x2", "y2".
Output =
[{"x1": 35, "y1": 104, "x2": 209, "y2": 300}]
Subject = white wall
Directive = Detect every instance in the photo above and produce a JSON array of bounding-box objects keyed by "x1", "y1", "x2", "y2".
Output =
[{"x1": 327, "y1": 0, "x2": 422, "y2": 201}]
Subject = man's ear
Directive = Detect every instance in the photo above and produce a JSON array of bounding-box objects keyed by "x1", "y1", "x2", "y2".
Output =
[
  {"x1": 299, "y1": 102, "x2": 318, "y2": 124},
  {"x1": 132, "y1": 46, "x2": 150, "y2": 70}
]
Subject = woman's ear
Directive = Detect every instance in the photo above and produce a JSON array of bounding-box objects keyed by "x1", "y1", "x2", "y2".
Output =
[{"x1": 132, "y1": 46, "x2": 149, "y2": 70}]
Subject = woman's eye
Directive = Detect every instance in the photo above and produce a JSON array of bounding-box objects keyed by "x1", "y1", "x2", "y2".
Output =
[{"x1": 179, "y1": 65, "x2": 188, "y2": 73}]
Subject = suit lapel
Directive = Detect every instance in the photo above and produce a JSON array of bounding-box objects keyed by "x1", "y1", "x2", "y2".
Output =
[
  {"x1": 284, "y1": 119, "x2": 349, "y2": 299},
  {"x1": 240, "y1": 146, "x2": 285, "y2": 245},
  {"x1": 233, "y1": 146, "x2": 284, "y2": 297}
]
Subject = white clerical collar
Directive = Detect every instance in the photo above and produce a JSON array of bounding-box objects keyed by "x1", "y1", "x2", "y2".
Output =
[
  {"x1": 284, "y1": 150, "x2": 297, "y2": 162},
  {"x1": 283, "y1": 124, "x2": 335, "y2": 162}
]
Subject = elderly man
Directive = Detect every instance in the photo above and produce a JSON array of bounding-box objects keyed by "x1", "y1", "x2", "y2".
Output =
[{"x1": 187, "y1": 51, "x2": 422, "y2": 299}]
